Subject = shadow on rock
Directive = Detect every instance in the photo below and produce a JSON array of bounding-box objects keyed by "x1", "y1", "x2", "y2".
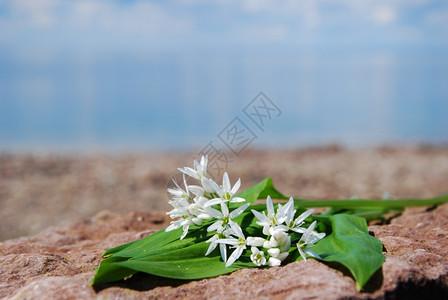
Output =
[
  {"x1": 385, "y1": 277, "x2": 448, "y2": 300},
  {"x1": 361, "y1": 267, "x2": 384, "y2": 293},
  {"x1": 323, "y1": 261, "x2": 384, "y2": 293},
  {"x1": 92, "y1": 272, "x2": 187, "y2": 293}
]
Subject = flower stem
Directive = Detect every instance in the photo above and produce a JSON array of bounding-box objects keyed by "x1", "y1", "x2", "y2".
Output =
[{"x1": 292, "y1": 194, "x2": 448, "y2": 209}]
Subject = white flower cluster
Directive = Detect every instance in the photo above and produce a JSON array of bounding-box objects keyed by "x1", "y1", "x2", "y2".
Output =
[
  {"x1": 166, "y1": 156, "x2": 326, "y2": 268},
  {"x1": 250, "y1": 196, "x2": 326, "y2": 266}
]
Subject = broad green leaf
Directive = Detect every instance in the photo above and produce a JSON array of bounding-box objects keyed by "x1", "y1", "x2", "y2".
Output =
[
  {"x1": 115, "y1": 242, "x2": 251, "y2": 280},
  {"x1": 90, "y1": 219, "x2": 256, "y2": 284},
  {"x1": 309, "y1": 214, "x2": 385, "y2": 290},
  {"x1": 91, "y1": 175, "x2": 448, "y2": 289},
  {"x1": 92, "y1": 200, "x2": 312, "y2": 284},
  {"x1": 234, "y1": 177, "x2": 287, "y2": 206},
  {"x1": 90, "y1": 256, "x2": 138, "y2": 285},
  {"x1": 103, "y1": 240, "x2": 139, "y2": 257},
  {"x1": 108, "y1": 227, "x2": 199, "y2": 259}
]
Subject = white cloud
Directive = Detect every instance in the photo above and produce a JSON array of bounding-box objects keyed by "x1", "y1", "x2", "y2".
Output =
[
  {"x1": 0, "y1": 0, "x2": 446, "y2": 53},
  {"x1": 372, "y1": 5, "x2": 397, "y2": 25},
  {"x1": 8, "y1": 0, "x2": 59, "y2": 28},
  {"x1": 237, "y1": 24, "x2": 288, "y2": 42},
  {"x1": 1, "y1": 0, "x2": 193, "y2": 38}
]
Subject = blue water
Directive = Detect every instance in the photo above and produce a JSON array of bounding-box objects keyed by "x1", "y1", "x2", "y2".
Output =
[{"x1": 0, "y1": 50, "x2": 447, "y2": 151}]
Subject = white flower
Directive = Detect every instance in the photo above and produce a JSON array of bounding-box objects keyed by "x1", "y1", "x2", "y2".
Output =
[
  {"x1": 251, "y1": 196, "x2": 288, "y2": 235},
  {"x1": 246, "y1": 236, "x2": 265, "y2": 247},
  {"x1": 216, "y1": 222, "x2": 247, "y2": 267},
  {"x1": 274, "y1": 230, "x2": 291, "y2": 251},
  {"x1": 250, "y1": 247, "x2": 266, "y2": 266},
  {"x1": 178, "y1": 155, "x2": 208, "y2": 180},
  {"x1": 288, "y1": 209, "x2": 315, "y2": 233},
  {"x1": 166, "y1": 191, "x2": 210, "y2": 240},
  {"x1": 283, "y1": 201, "x2": 315, "y2": 233},
  {"x1": 271, "y1": 197, "x2": 315, "y2": 234},
  {"x1": 278, "y1": 197, "x2": 295, "y2": 224},
  {"x1": 216, "y1": 222, "x2": 266, "y2": 267},
  {"x1": 166, "y1": 193, "x2": 190, "y2": 220},
  {"x1": 267, "y1": 248, "x2": 289, "y2": 267},
  {"x1": 297, "y1": 221, "x2": 326, "y2": 261},
  {"x1": 187, "y1": 184, "x2": 205, "y2": 198},
  {"x1": 204, "y1": 172, "x2": 246, "y2": 207},
  {"x1": 167, "y1": 174, "x2": 190, "y2": 202},
  {"x1": 188, "y1": 198, "x2": 212, "y2": 221},
  {"x1": 268, "y1": 257, "x2": 282, "y2": 266},
  {"x1": 166, "y1": 199, "x2": 200, "y2": 239},
  {"x1": 206, "y1": 203, "x2": 250, "y2": 233},
  {"x1": 264, "y1": 229, "x2": 291, "y2": 266},
  {"x1": 205, "y1": 230, "x2": 231, "y2": 262},
  {"x1": 165, "y1": 213, "x2": 194, "y2": 240},
  {"x1": 200, "y1": 176, "x2": 217, "y2": 194}
]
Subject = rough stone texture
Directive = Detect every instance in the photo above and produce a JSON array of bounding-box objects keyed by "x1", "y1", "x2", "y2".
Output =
[
  {"x1": 1, "y1": 146, "x2": 448, "y2": 299},
  {"x1": 1, "y1": 204, "x2": 448, "y2": 299}
]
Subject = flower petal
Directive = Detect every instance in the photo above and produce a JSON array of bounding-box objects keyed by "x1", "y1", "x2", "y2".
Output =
[
  {"x1": 226, "y1": 246, "x2": 244, "y2": 267},
  {"x1": 166, "y1": 221, "x2": 180, "y2": 232},
  {"x1": 221, "y1": 202, "x2": 229, "y2": 216},
  {"x1": 207, "y1": 221, "x2": 223, "y2": 232},
  {"x1": 268, "y1": 248, "x2": 280, "y2": 257},
  {"x1": 206, "y1": 177, "x2": 223, "y2": 195},
  {"x1": 294, "y1": 209, "x2": 314, "y2": 226},
  {"x1": 251, "y1": 209, "x2": 269, "y2": 223},
  {"x1": 201, "y1": 177, "x2": 216, "y2": 193},
  {"x1": 247, "y1": 236, "x2": 265, "y2": 247},
  {"x1": 222, "y1": 172, "x2": 231, "y2": 191},
  {"x1": 178, "y1": 167, "x2": 198, "y2": 179},
  {"x1": 229, "y1": 197, "x2": 246, "y2": 203},
  {"x1": 204, "y1": 198, "x2": 226, "y2": 208},
  {"x1": 205, "y1": 206, "x2": 223, "y2": 218},
  {"x1": 216, "y1": 238, "x2": 238, "y2": 246},
  {"x1": 229, "y1": 221, "x2": 244, "y2": 239},
  {"x1": 304, "y1": 248, "x2": 321, "y2": 259},
  {"x1": 268, "y1": 257, "x2": 281, "y2": 267},
  {"x1": 200, "y1": 155, "x2": 208, "y2": 172},
  {"x1": 229, "y1": 203, "x2": 250, "y2": 219},
  {"x1": 278, "y1": 252, "x2": 289, "y2": 262},
  {"x1": 219, "y1": 243, "x2": 227, "y2": 262},
  {"x1": 259, "y1": 225, "x2": 269, "y2": 235},
  {"x1": 231, "y1": 178, "x2": 241, "y2": 195},
  {"x1": 266, "y1": 196, "x2": 274, "y2": 217},
  {"x1": 298, "y1": 247, "x2": 307, "y2": 261},
  {"x1": 205, "y1": 240, "x2": 217, "y2": 256},
  {"x1": 290, "y1": 227, "x2": 306, "y2": 234},
  {"x1": 180, "y1": 225, "x2": 189, "y2": 240},
  {"x1": 305, "y1": 221, "x2": 317, "y2": 236},
  {"x1": 188, "y1": 185, "x2": 204, "y2": 197}
]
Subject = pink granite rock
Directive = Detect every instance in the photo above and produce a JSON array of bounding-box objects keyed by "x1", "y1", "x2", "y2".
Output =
[{"x1": 1, "y1": 204, "x2": 448, "y2": 299}]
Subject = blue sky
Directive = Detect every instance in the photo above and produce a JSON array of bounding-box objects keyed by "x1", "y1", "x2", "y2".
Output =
[
  {"x1": 0, "y1": 0, "x2": 447, "y2": 151},
  {"x1": 0, "y1": 0, "x2": 448, "y2": 52},
  {"x1": 1, "y1": 0, "x2": 447, "y2": 51}
]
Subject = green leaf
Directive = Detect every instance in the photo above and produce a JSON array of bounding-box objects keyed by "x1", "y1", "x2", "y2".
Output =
[
  {"x1": 310, "y1": 214, "x2": 385, "y2": 291},
  {"x1": 115, "y1": 241, "x2": 249, "y2": 280},
  {"x1": 102, "y1": 240, "x2": 139, "y2": 257},
  {"x1": 90, "y1": 256, "x2": 138, "y2": 285},
  {"x1": 91, "y1": 175, "x2": 448, "y2": 289},
  {"x1": 234, "y1": 177, "x2": 287, "y2": 206},
  {"x1": 107, "y1": 227, "x2": 195, "y2": 259},
  {"x1": 90, "y1": 220, "x2": 256, "y2": 285}
]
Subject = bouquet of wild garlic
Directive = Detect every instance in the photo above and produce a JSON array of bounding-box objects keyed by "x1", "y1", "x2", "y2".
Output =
[{"x1": 91, "y1": 156, "x2": 448, "y2": 290}]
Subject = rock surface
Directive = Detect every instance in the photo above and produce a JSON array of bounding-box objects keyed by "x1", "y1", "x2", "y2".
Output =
[
  {"x1": 2, "y1": 147, "x2": 448, "y2": 298},
  {"x1": 1, "y1": 204, "x2": 448, "y2": 299}
]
